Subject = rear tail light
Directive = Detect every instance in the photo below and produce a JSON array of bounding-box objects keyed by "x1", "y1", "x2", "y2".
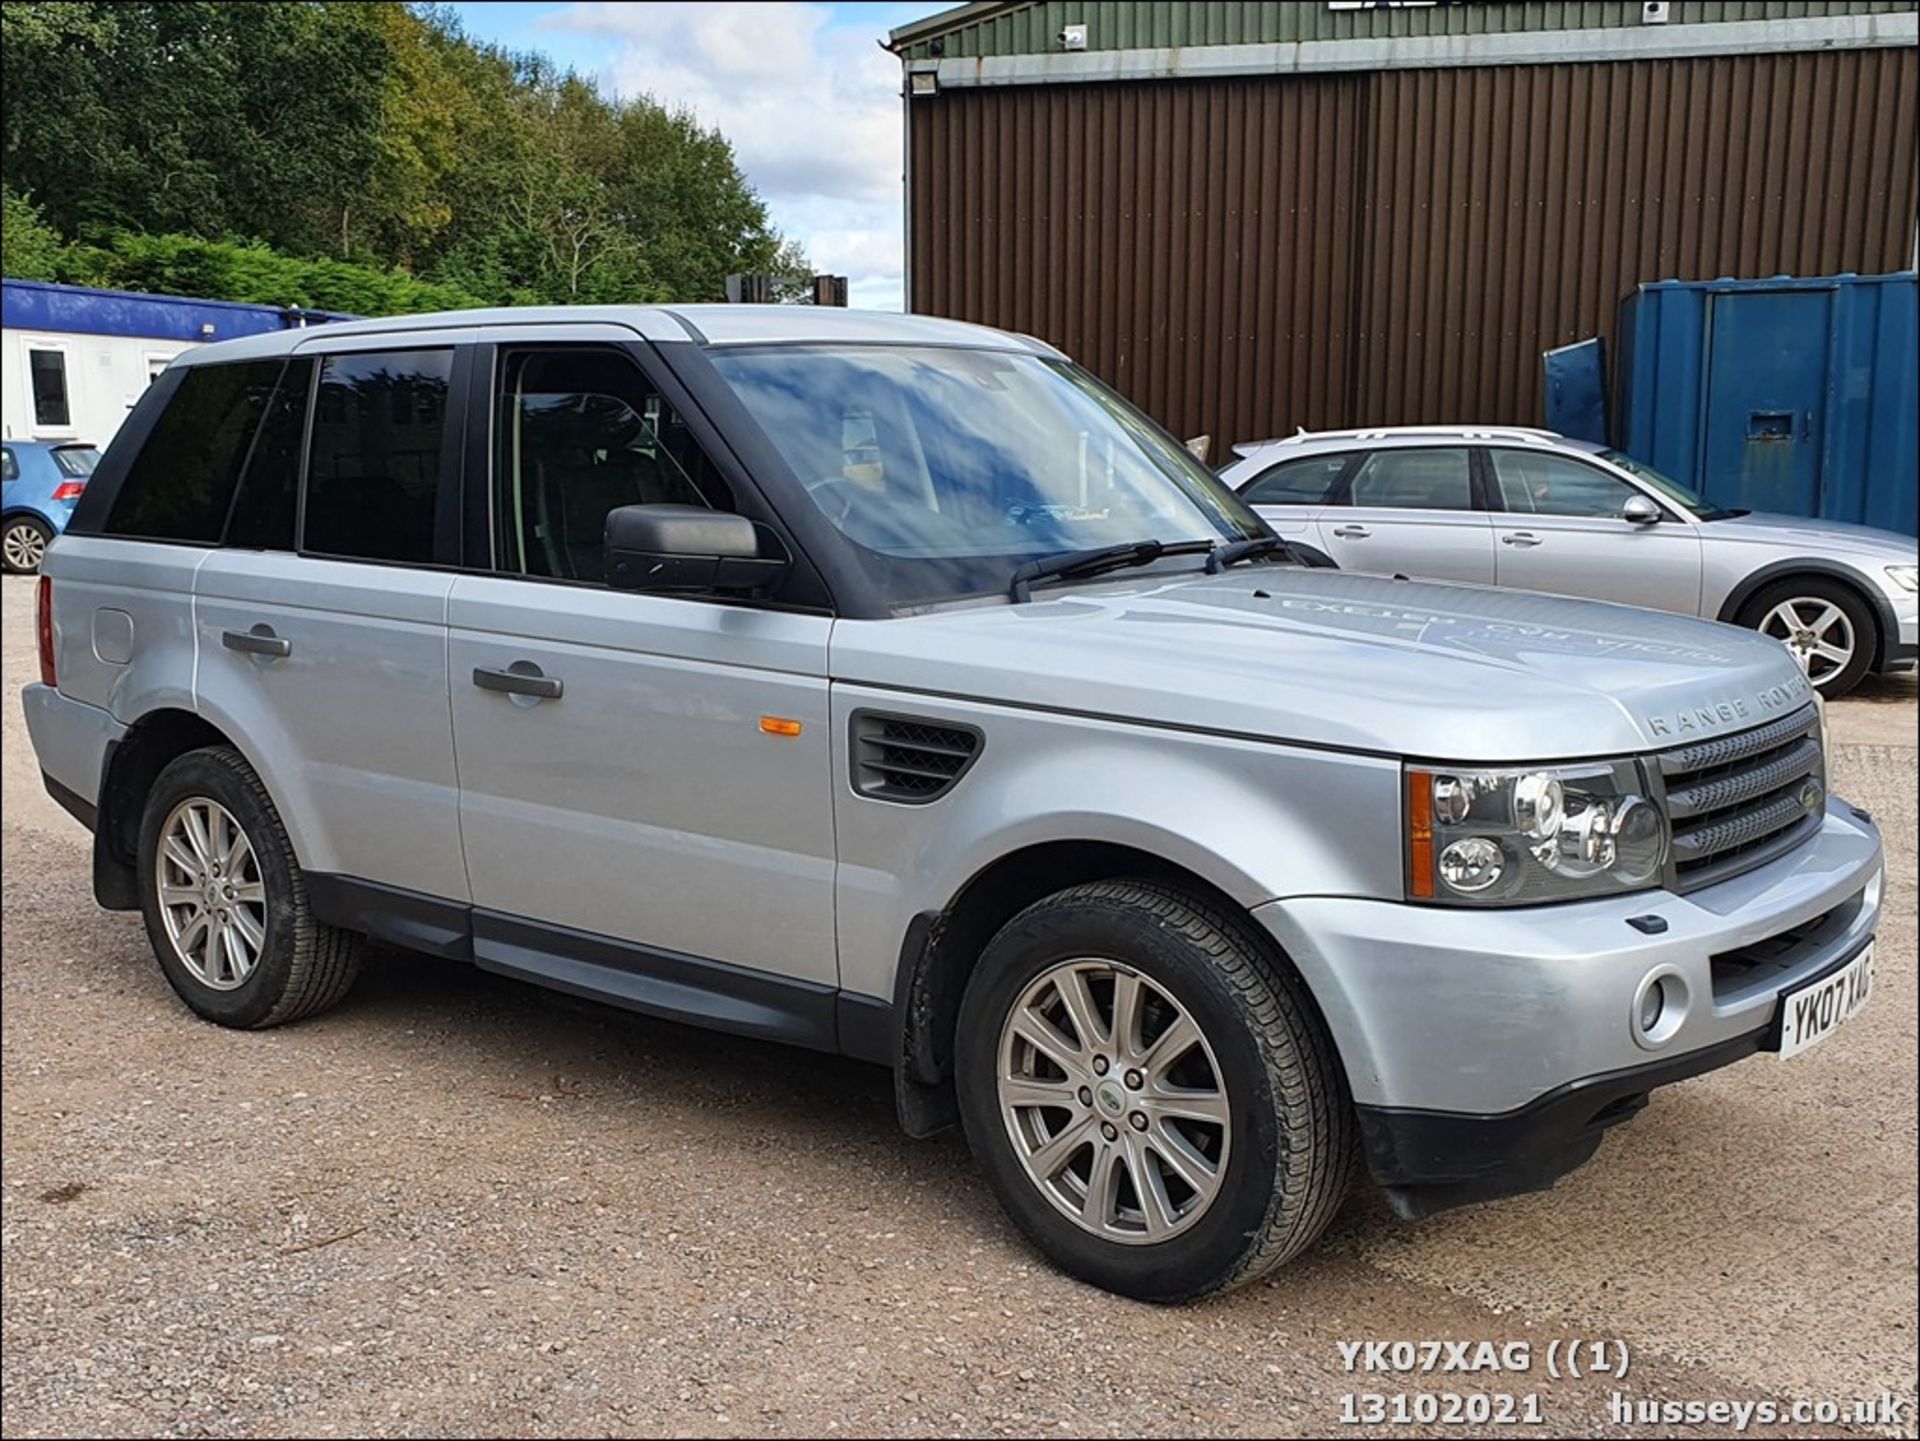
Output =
[
  {"x1": 36, "y1": 576, "x2": 56, "y2": 688},
  {"x1": 50, "y1": 480, "x2": 86, "y2": 502}
]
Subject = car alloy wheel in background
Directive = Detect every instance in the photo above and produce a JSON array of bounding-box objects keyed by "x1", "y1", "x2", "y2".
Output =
[{"x1": 2, "y1": 517, "x2": 50, "y2": 574}]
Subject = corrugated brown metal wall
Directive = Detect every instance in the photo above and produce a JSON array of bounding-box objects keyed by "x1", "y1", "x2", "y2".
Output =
[{"x1": 907, "y1": 47, "x2": 1919, "y2": 447}]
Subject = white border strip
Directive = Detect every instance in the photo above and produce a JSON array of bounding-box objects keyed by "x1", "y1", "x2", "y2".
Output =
[{"x1": 921, "y1": 13, "x2": 1918, "y2": 87}]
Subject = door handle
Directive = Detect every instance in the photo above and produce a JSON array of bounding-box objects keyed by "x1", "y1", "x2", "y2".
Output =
[
  {"x1": 222, "y1": 626, "x2": 291, "y2": 658},
  {"x1": 1501, "y1": 532, "x2": 1542, "y2": 548},
  {"x1": 472, "y1": 664, "x2": 563, "y2": 700},
  {"x1": 1331, "y1": 525, "x2": 1371, "y2": 540}
]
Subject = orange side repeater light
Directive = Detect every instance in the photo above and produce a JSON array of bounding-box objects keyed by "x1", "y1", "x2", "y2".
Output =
[
  {"x1": 1407, "y1": 768, "x2": 1435, "y2": 899},
  {"x1": 759, "y1": 716, "x2": 804, "y2": 738}
]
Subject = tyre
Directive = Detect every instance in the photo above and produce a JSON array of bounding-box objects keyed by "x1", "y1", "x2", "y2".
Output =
[
  {"x1": 136, "y1": 746, "x2": 362, "y2": 1028},
  {"x1": 955, "y1": 879, "x2": 1353, "y2": 1302},
  {"x1": 1737, "y1": 577, "x2": 1877, "y2": 698},
  {"x1": 2, "y1": 515, "x2": 52, "y2": 574}
]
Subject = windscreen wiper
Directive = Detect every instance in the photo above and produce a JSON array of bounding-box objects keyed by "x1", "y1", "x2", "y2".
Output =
[
  {"x1": 1009, "y1": 539, "x2": 1213, "y2": 603},
  {"x1": 1206, "y1": 535, "x2": 1337, "y2": 572}
]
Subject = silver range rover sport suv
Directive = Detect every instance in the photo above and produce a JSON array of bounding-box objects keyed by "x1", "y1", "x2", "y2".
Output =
[{"x1": 24, "y1": 307, "x2": 1883, "y2": 1302}]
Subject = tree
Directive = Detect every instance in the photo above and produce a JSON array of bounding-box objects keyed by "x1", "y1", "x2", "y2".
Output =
[
  {"x1": 1, "y1": 1, "x2": 810, "y2": 309},
  {"x1": 1, "y1": 186, "x2": 67, "y2": 281}
]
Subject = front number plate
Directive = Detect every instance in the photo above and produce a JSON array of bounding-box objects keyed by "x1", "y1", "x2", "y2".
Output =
[{"x1": 1776, "y1": 943, "x2": 1874, "y2": 1060}]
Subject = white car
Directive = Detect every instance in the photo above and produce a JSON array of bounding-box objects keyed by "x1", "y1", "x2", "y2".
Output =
[{"x1": 1224, "y1": 426, "x2": 1919, "y2": 697}]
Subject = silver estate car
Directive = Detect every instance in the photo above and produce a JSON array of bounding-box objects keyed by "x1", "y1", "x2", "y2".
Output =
[
  {"x1": 1224, "y1": 427, "x2": 1919, "y2": 697},
  {"x1": 24, "y1": 309, "x2": 1882, "y2": 1302}
]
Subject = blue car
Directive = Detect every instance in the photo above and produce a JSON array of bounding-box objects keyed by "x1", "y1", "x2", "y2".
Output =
[{"x1": 2, "y1": 440, "x2": 99, "y2": 573}]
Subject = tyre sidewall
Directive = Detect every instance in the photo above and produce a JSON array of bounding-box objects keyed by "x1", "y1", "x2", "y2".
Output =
[
  {"x1": 1741, "y1": 577, "x2": 1876, "y2": 697},
  {"x1": 955, "y1": 894, "x2": 1289, "y2": 1302},
  {"x1": 137, "y1": 748, "x2": 304, "y2": 1028}
]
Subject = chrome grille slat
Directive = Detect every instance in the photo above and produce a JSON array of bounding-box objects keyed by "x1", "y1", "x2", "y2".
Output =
[
  {"x1": 1656, "y1": 703, "x2": 1824, "y2": 892},
  {"x1": 1655, "y1": 705, "x2": 1818, "y2": 776},
  {"x1": 1664, "y1": 736, "x2": 1822, "y2": 820}
]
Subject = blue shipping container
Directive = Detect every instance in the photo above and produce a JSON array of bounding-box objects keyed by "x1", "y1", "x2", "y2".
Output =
[{"x1": 1616, "y1": 271, "x2": 1918, "y2": 537}]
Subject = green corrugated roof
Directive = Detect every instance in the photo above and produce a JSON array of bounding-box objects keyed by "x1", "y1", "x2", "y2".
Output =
[{"x1": 889, "y1": 1, "x2": 1917, "y2": 61}]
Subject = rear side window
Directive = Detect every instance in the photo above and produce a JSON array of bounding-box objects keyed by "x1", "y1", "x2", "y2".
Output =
[
  {"x1": 1345, "y1": 448, "x2": 1474, "y2": 511},
  {"x1": 1241, "y1": 453, "x2": 1351, "y2": 506},
  {"x1": 1, "y1": 449, "x2": 16, "y2": 482},
  {"x1": 225, "y1": 358, "x2": 314, "y2": 551},
  {"x1": 302, "y1": 350, "x2": 451, "y2": 564},
  {"x1": 105, "y1": 361, "x2": 281, "y2": 542}
]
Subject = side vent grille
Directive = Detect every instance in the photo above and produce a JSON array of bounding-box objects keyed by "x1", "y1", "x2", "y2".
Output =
[{"x1": 853, "y1": 712, "x2": 983, "y2": 804}]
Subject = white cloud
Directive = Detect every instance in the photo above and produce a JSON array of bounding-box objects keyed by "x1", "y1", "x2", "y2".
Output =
[{"x1": 542, "y1": 1, "x2": 910, "y2": 310}]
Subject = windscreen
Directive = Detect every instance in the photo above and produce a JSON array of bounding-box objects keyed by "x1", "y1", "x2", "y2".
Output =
[{"x1": 707, "y1": 346, "x2": 1263, "y2": 606}]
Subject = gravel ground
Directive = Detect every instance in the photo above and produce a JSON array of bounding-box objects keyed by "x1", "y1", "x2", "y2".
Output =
[{"x1": 2, "y1": 571, "x2": 1914, "y2": 1438}]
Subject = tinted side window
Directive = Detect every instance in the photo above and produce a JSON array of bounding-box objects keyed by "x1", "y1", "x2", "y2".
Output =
[
  {"x1": 1, "y1": 449, "x2": 16, "y2": 482},
  {"x1": 1347, "y1": 448, "x2": 1473, "y2": 511},
  {"x1": 1488, "y1": 449, "x2": 1639, "y2": 518},
  {"x1": 225, "y1": 358, "x2": 314, "y2": 551},
  {"x1": 1241, "y1": 453, "x2": 1351, "y2": 506},
  {"x1": 494, "y1": 348, "x2": 733, "y2": 584},
  {"x1": 303, "y1": 350, "x2": 451, "y2": 564},
  {"x1": 105, "y1": 360, "x2": 280, "y2": 542}
]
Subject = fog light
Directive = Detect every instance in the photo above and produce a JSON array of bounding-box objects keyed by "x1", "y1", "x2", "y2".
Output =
[
  {"x1": 1438, "y1": 837, "x2": 1504, "y2": 893},
  {"x1": 1638, "y1": 982, "x2": 1664, "y2": 1034},
  {"x1": 1632, "y1": 967, "x2": 1688, "y2": 1049}
]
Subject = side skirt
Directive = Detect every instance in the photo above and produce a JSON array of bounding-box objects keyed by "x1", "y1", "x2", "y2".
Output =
[{"x1": 305, "y1": 872, "x2": 891, "y2": 1062}]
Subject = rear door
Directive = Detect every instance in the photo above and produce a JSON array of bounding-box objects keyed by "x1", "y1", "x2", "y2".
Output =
[
  {"x1": 446, "y1": 329, "x2": 838, "y2": 994},
  {"x1": 192, "y1": 334, "x2": 472, "y2": 904},
  {"x1": 1237, "y1": 451, "x2": 1353, "y2": 554},
  {"x1": 1315, "y1": 445, "x2": 1495, "y2": 583},
  {"x1": 1484, "y1": 446, "x2": 1703, "y2": 614}
]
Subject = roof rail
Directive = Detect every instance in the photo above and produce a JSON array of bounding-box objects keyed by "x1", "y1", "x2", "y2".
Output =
[{"x1": 1232, "y1": 424, "x2": 1562, "y2": 454}]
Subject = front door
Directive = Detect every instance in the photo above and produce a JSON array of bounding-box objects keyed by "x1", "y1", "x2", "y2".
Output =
[
  {"x1": 1314, "y1": 445, "x2": 1495, "y2": 583},
  {"x1": 447, "y1": 337, "x2": 839, "y2": 993},
  {"x1": 1484, "y1": 447, "x2": 1703, "y2": 615},
  {"x1": 1703, "y1": 288, "x2": 1832, "y2": 516}
]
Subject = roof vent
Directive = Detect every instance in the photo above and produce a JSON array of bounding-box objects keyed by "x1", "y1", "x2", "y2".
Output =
[{"x1": 853, "y1": 712, "x2": 983, "y2": 804}]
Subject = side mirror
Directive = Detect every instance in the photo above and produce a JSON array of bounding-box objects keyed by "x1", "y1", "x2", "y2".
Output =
[
  {"x1": 604, "y1": 504, "x2": 788, "y2": 595},
  {"x1": 1622, "y1": 494, "x2": 1662, "y2": 526}
]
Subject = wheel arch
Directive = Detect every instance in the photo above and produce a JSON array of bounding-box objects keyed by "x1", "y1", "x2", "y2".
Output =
[
  {"x1": 888, "y1": 839, "x2": 1328, "y2": 1138},
  {"x1": 1718, "y1": 559, "x2": 1897, "y2": 670},
  {"x1": 91, "y1": 705, "x2": 307, "y2": 910}
]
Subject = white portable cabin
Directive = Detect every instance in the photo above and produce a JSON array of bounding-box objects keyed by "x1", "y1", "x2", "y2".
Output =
[{"x1": 1, "y1": 280, "x2": 346, "y2": 447}]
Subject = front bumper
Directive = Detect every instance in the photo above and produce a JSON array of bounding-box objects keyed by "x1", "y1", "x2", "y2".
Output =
[{"x1": 1254, "y1": 796, "x2": 1881, "y2": 1213}]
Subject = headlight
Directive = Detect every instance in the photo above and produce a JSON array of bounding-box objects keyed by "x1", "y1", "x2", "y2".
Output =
[
  {"x1": 1406, "y1": 759, "x2": 1668, "y2": 905},
  {"x1": 1888, "y1": 564, "x2": 1918, "y2": 593}
]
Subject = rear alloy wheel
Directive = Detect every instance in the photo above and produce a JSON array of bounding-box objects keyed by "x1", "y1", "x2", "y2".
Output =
[
  {"x1": 2, "y1": 516, "x2": 51, "y2": 574},
  {"x1": 957, "y1": 880, "x2": 1353, "y2": 1302},
  {"x1": 138, "y1": 746, "x2": 362, "y2": 1028},
  {"x1": 1740, "y1": 578, "x2": 1876, "y2": 698}
]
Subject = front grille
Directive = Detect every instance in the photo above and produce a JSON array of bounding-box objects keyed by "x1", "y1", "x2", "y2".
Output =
[
  {"x1": 1657, "y1": 703, "x2": 1824, "y2": 892},
  {"x1": 1709, "y1": 890, "x2": 1865, "y2": 1002},
  {"x1": 852, "y1": 712, "x2": 983, "y2": 804}
]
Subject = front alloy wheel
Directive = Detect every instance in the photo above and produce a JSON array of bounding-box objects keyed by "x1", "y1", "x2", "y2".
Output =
[
  {"x1": 957, "y1": 880, "x2": 1353, "y2": 1302},
  {"x1": 1759, "y1": 597, "x2": 1856, "y2": 687},
  {"x1": 998, "y1": 958, "x2": 1230, "y2": 1243}
]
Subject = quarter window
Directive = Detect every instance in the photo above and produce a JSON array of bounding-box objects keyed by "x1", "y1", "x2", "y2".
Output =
[
  {"x1": 1241, "y1": 453, "x2": 1351, "y2": 506},
  {"x1": 493, "y1": 349, "x2": 732, "y2": 584},
  {"x1": 1488, "y1": 450, "x2": 1641, "y2": 518},
  {"x1": 104, "y1": 360, "x2": 281, "y2": 542},
  {"x1": 302, "y1": 350, "x2": 451, "y2": 564},
  {"x1": 28, "y1": 348, "x2": 70, "y2": 428},
  {"x1": 1345, "y1": 448, "x2": 1474, "y2": 511}
]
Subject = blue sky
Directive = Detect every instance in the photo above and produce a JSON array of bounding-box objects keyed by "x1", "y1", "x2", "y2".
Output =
[{"x1": 447, "y1": 2, "x2": 938, "y2": 310}]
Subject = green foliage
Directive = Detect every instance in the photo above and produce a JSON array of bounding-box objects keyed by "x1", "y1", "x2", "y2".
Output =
[
  {"x1": 2, "y1": 186, "x2": 69, "y2": 281},
  {"x1": 1, "y1": 1, "x2": 810, "y2": 313},
  {"x1": 55, "y1": 232, "x2": 488, "y2": 315}
]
